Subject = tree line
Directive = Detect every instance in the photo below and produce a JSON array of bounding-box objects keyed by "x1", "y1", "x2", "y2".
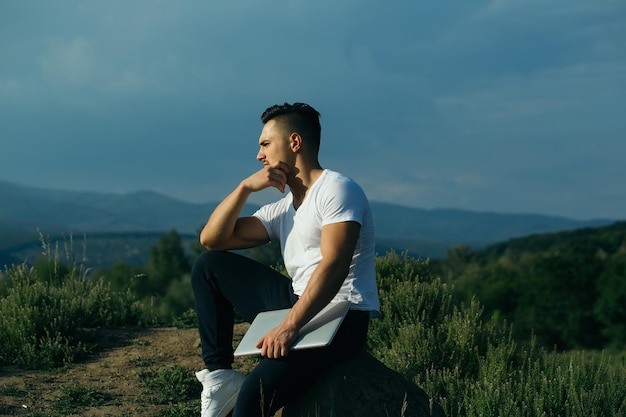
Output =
[{"x1": 431, "y1": 221, "x2": 626, "y2": 351}]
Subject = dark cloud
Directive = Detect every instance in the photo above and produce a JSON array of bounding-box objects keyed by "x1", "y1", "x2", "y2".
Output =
[{"x1": 0, "y1": 0, "x2": 624, "y2": 219}]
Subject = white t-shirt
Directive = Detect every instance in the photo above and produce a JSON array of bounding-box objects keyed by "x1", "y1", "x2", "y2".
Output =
[{"x1": 253, "y1": 169, "x2": 380, "y2": 317}]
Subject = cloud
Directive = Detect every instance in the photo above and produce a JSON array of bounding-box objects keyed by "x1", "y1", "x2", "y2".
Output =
[
  {"x1": 0, "y1": 0, "x2": 624, "y2": 219},
  {"x1": 0, "y1": 78, "x2": 20, "y2": 95},
  {"x1": 39, "y1": 36, "x2": 97, "y2": 86}
]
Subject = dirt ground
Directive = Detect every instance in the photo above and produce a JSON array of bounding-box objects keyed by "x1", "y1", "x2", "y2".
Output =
[{"x1": 0, "y1": 323, "x2": 260, "y2": 417}]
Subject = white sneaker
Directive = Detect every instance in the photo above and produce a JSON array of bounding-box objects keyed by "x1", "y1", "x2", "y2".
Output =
[{"x1": 196, "y1": 368, "x2": 246, "y2": 417}]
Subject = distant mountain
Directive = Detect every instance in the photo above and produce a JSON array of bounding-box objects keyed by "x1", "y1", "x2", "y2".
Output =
[
  {"x1": 369, "y1": 202, "x2": 612, "y2": 246},
  {"x1": 0, "y1": 180, "x2": 616, "y2": 261},
  {"x1": 0, "y1": 180, "x2": 258, "y2": 234}
]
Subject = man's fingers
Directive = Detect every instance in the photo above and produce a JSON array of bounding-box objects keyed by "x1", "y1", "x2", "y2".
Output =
[
  {"x1": 256, "y1": 337, "x2": 289, "y2": 359},
  {"x1": 271, "y1": 161, "x2": 290, "y2": 174},
  {"x1": 245, "y1": 165, "x2": 287, "y2": 193},
  {"x1": 278, "y1": 161, "x2": 290, "y2": 174},
  {"x1": 268, "y1": 168, "x2": 287, "y2": 193}
]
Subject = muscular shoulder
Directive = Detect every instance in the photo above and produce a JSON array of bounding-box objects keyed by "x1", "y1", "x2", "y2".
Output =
[
  {"x1": 316, "y1": 170, "x2": 367, "y2": 202},
  {"x1": 313, "y1": 170, "x2": 370, "y2": 224}
]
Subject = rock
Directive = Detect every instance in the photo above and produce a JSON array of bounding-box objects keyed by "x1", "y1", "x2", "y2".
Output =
[{"x1": 281, "y1": 350, "x2": 446, "y2": 417}]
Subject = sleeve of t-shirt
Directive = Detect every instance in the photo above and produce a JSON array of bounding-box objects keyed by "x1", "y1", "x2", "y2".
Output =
[
  {"x1": 252, "y1": 197, "x2": 289, "y2": 242},
  {"x1": 319, "y1": 176, "x2": 368, "y2": 227}
]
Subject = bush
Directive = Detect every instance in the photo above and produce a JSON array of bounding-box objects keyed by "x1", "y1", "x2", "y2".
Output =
[
  {"x1": 151, "y1": 274, "x2": 196, "y2": 325},
  {"x1": 368, "y1": 251, "x2": 626, "y2": 417},
  {"x1": 0, "y1": 261, "x2": 143, "y2": 369}
]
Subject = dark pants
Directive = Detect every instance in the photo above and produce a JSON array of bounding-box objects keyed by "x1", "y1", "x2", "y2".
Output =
[{"x1": 191, "y1": 250, "x2": 369, "y2": 417}]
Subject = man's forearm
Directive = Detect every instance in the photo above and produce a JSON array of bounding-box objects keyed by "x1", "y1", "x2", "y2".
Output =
[
  {"x1": 200, "y1": 164, "x2": 289, "y2": 250},
  {"x1": 284, "y1": 260, "x2": 349, "y2": 331},
  {"x1": 199, "y1": 183, "x2": 252, "y2": 249}
]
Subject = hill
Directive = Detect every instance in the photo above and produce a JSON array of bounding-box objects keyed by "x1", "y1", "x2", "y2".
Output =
[
  {"x1": 0, "y1": 180, "x2": 615, "y2": 264},
  {"x1": 476, "y1": 220, "x2": 626, "y2": 260},
  {"x1": 432, "y1": 221, "x2": 626, "y2": 349}
]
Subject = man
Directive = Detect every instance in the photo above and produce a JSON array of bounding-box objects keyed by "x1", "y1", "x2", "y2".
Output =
[{"x1": 191, "y1": 102, "x2": 380, "y2": 417}]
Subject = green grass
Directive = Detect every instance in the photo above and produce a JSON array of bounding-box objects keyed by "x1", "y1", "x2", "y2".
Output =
[
  {"x1": 160, "y1": 402, "x2": 200, "y2": 417},
  {"x1": 137, "y1": 364, "x2": 201, "y2": 417},
  {"x1": 0, "y1": 384, "x2": 27, "y2": 397},
  {"x1": 137, "y1": 364, "x2": 201, "y2": 405},
  {"x1": 54, "y1": 385, "x2": 116, "y2": 413}
]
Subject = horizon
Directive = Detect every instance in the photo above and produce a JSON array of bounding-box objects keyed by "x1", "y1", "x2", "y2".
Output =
[{"x1": 2, "y1": 178, "x2": 621, "y2": 223}]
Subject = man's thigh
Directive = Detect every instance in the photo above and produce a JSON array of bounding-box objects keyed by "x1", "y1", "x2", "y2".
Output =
[{"x1": 196, "y1": 250, "x2": 296, "y2": 322}]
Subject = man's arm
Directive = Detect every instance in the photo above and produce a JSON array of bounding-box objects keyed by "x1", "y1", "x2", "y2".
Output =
[
  {"x1": 200, "y1": 163, "x2": 289, "y2": 250},
  {"x1": 200, "y1": 187, "x2": 268, "y2": 250},
  {"x1": 257, "y1": 220, "x2": 361, "y2": 358}
]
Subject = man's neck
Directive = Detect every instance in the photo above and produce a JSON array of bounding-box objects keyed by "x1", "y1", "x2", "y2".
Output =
[{"x1": 288, "y1": 165, "x2": 324, "y2": 209}]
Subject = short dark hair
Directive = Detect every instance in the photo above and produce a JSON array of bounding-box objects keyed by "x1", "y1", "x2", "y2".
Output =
[{"x1": 261, "y1": 102, "x2": 322, "y2": 153}]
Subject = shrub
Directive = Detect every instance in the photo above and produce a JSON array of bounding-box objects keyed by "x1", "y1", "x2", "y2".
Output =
[
  {"x1": 172, "y1": 307, "x2": 199, "y2": 330},
  {"x1": 0, "y1": 261, "x2": 143, "y2": 369},
  {"x1": 369, "y1": 251, "x2": 626, "y2": 417}
]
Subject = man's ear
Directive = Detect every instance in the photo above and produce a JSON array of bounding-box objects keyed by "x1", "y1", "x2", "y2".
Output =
[{"x1": 290, "y1": 133, "x2": 302, "y2": 152}]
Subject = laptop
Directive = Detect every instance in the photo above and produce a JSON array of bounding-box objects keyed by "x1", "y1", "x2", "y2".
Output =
[{"x1": 233, "y1": 300, "x2": 351, "y2": 357}]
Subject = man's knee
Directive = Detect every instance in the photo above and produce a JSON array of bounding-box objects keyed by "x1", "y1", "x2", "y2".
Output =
[
  {"x1": 191, "y1": 250, "x2": 225, "y2": 288},
  {"x1": 192, "y1": 250, "x2": 231, "y2": 273},
  {"x1": 193, "y1": 249, "x2": 225, "y2": 265}
]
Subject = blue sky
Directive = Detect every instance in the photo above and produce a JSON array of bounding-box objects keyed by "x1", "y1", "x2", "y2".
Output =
[{"x1": 1, "y1": 0, "x2": 624, "y2": 220}]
